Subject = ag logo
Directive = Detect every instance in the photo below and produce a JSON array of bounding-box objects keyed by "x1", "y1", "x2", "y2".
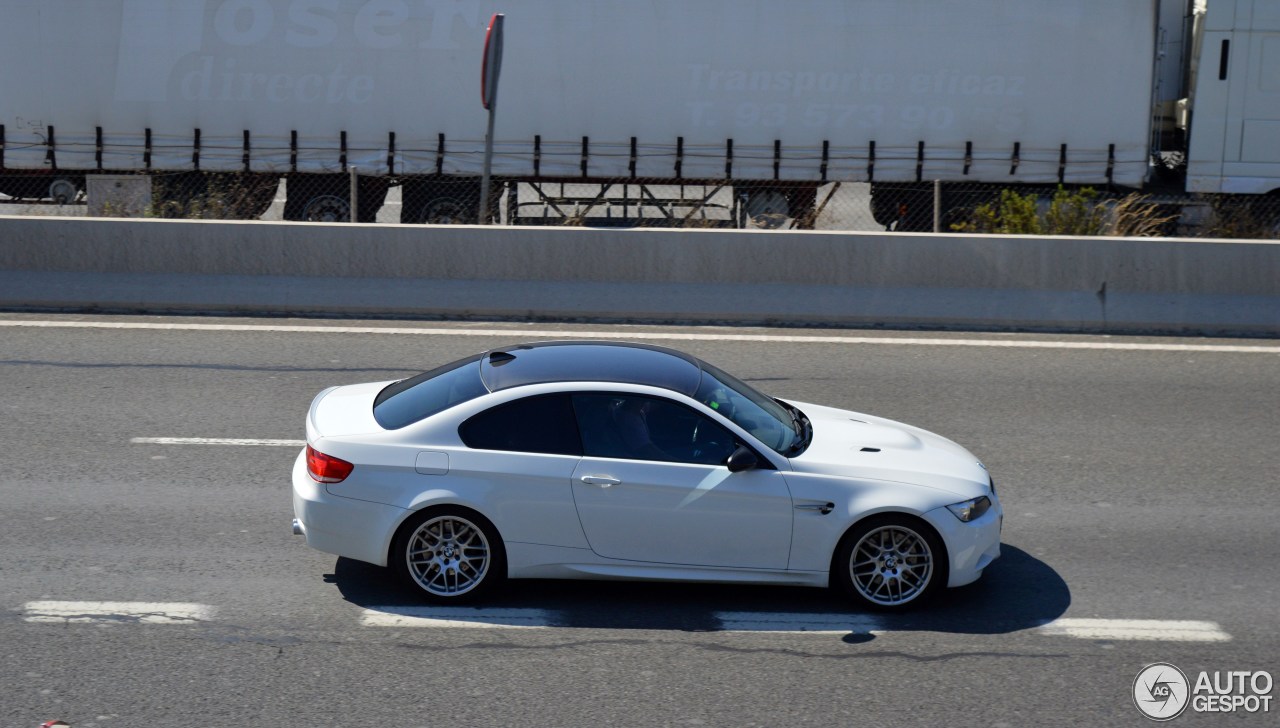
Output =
[{"x1": 1134, "y1": 662, "x2": 1190, "y2": 721}]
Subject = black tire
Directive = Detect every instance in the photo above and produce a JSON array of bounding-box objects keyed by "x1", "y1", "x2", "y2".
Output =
[
  {"x1": 284, "y1": 174, "x2": 388, "y2": 223},
  {"x1": 0, "y1": 172, "x2": 83, "y2": 202},
  {"x1": 832, "y1": 514, "x2": 948, "y2": 612},
  {"x1": 870, "y1": 182, "x2": 936, "y2": 232},
  {"x1": 741, "y1": 184, "x2": 818, "y2": 229},
  {"x1": 48, "y1": 176, "x2": 83, "y2": 205},
  {"x1": 391, "y1": 506, "x2": 506, "y2": 603},
  {"x1": 400, "y1": 178, "x2": 498, "y2": 224}
]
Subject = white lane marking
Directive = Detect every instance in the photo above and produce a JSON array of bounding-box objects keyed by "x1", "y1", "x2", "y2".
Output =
[
  {"x1": 1035, "y1": 618, "x2": 1231, "y2": 642},
  {"x1": 716, "y1": 614, "x2": 1233, "y2": 642},
  {"x1": 716, "y1": 611, "x2": 884, "y2": 634},
  {"x1": 2, "y1": 320, "x2": 1275, "y2": 353},
  {"x1": 360, "y1": 606, "x2": 552, "y2": 629},
  {"x1": 130, "y1": 437, "x2": 304, "y2": 447},
  {"x1": 22, "y1": 601, "x2": 214, "y2": 625}
]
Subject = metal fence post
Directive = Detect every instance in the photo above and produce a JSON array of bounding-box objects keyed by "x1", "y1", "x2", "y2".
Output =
[
  {"x1": 933, "y1": 179, "x2": 941, "y2": 233},
  {"x1": 349, "y1": 166, "x2": 358, "y2": 223}
]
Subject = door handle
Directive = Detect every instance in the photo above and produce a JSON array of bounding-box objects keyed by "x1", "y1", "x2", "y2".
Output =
[{"x1": 580, "y1": 475, "x2": 620, "y2": 487}]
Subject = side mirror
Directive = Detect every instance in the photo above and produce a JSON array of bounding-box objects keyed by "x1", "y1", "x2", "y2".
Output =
[{"x1": 726, "y1": 444, "x2": 758, "y2": 473}]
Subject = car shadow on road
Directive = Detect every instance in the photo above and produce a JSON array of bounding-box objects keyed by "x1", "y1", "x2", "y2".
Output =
[{"x1": 329, "y1": 544, "x2": 1067, "y2": 642}]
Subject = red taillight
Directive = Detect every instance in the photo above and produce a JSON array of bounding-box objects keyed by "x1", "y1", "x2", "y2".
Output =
[{"x1": 307, "y1": 444, "x2": 354, "y2": 483}]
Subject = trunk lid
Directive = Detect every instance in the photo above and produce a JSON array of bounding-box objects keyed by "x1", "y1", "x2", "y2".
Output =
[{"x1": 306, "y1": 381, "x2": 392, "y2": 441}]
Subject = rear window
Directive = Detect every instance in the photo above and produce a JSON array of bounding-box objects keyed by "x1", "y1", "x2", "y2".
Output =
[{"x1": 372, "y1": 354, "x2": 488, "y2": 429}]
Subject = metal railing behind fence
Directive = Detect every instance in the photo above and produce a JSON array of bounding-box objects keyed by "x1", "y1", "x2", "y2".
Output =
[{"x1": 2, "y1": 169, "x2": 1277, "y2": 239}]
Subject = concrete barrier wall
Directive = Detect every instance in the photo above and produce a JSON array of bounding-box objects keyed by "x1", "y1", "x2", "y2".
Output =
[{"x1": 1, "y1": 215, "x2": 1277, "y2": 335}]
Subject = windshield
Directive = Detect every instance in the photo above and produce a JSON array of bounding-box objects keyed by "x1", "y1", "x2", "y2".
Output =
[{"x1": 694, "y1": 362, "x2": 804, "y2": 455}]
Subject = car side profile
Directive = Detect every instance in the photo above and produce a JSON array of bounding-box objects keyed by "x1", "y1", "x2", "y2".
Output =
[{"x1": 291, "y1": 341, "x2": 1001, "y2": 611}]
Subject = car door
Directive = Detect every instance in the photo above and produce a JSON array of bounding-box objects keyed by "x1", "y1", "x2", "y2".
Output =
[
  {"x1": 453, "y1": 392, "x2": 587, "y2": 549},
  {"x1": 568, "y1": 392, "x2": 793, "y2": 569}
]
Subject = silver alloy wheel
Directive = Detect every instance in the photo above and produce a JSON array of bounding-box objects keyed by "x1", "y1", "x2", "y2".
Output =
[
  {"x1": 405, "y1": 515, "x2": 491, "y2": 597},
  {"x1": 848, "y1": 524, "x2": 934, "y2": 607}
]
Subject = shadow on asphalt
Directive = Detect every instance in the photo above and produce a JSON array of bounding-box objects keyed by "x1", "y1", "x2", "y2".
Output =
[{"x1": 329, "y1": 543, "x2": 1068, "y2": 640}]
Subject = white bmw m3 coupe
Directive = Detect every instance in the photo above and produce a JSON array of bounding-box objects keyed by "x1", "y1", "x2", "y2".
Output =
[{"x1": 292, "y1": 341, "x2": 1001, "y2": 611}]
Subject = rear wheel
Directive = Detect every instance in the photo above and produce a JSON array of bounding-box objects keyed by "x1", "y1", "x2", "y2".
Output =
[
  {"x1": 392, "y1": 506, "x2": 505, "y2": 603},
  {"x1": 284, "y1": 174, "x2": 387, "y2": 222},
  {"x1": 400, "y1": 178, "x2": 499, "y2": 224},
  {"x1": 49, "y1": 177, "x2": 82, "y2": 205},
  {"x1": 870, "y1": 183, "x2": 935, "y2": 232},
  {"x1": 743, "y1": 189, "x2": 790, "y2": 228},
  {"x1": 741, "y1": 184, "x2": 818, "y2": 229},
  {"x1": 833, "y1": 515, "x2": 947, "y2": 611},
  {"x1": 300, "y1": 194, "x2": 350, "y2": 222}
]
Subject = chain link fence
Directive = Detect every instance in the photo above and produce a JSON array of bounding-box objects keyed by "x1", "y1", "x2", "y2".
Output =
[{"x1": 3, "y1": 169, "x2": 1278, "y2": 239}]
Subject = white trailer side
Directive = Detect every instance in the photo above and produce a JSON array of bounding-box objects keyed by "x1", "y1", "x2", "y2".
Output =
[{"x1": 1, "y1": 0, "x2": 1157, "y2": 186}]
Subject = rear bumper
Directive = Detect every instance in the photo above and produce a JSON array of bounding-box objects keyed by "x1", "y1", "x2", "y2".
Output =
[
  {"x1": 922, "y1": 498, "x2": 1003, "y2": 588},
  {"x1": 291, "y1": 449, "x2": 406, "y2": 567}
]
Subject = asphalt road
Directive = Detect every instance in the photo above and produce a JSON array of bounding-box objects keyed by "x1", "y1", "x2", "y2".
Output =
[{"x1": 1, "y1": 313, "x2": 1276, "y2": 727}]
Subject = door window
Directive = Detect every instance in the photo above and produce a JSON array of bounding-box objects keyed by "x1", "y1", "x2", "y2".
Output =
[{"x1": 570, "y1": 393, "x2": 737, "y2": 466}]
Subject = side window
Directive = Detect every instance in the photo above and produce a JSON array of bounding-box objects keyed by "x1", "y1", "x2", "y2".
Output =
[
  {"x1": 459, "y1": 394, "x2": 582, "y2": 456},
  {"x1": 570, "y1": 393, "x2": 738, "y2": 466}
]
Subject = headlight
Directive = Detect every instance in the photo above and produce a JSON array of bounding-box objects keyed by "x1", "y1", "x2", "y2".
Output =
[{"x1": 946, "y1": 495, "x2": 992, "y2": 522}]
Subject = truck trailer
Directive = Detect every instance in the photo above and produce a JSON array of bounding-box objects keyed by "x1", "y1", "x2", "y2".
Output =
[{"x1": 1, "y1": 0, "x2": 1276, "y2": 230}]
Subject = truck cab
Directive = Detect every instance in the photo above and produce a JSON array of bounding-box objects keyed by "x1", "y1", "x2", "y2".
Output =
[{"x1": 1187, "y1": 0, "x2": 1280, "y2": 195}]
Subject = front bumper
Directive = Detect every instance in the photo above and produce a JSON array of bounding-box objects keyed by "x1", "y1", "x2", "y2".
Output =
[
  {"x1": 291, "y1": 449, "x2": 406, "y2": 567},
  {"x1": 922, "y1": 496, "x2": 1003, "y2": 588}
]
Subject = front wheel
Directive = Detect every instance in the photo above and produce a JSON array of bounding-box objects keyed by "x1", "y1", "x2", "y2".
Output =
[
  {"x1": 833, "y1": 515, "x2": 947, "y2": 611},
  {"x1": 392, "y1": 506, "x2": 505, "y2": 603}
]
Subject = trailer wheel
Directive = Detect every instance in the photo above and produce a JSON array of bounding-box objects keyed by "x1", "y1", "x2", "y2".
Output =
[
  {"x1": 743, "y1": 189, "x2": 790, "y2": 228},
  {"x1": 421, "y1": 196, "x2": 472, "y2": 224},
  {"x1": 0, "y1": 173, "x2": 84, "y2": 203},
  {"x1": 302, "y1": 195, "x2": 351, "y2": 222},
  {"x1": 284, "y1": 174, "x2": 387, "y2": 223},
  {"x1": 403, "y1": 179, "x2": 474, "y2": 224},
  {"x1": 741, "y1": 185, "x2": 818, "y2": 229},
  {"x1": 870, "y1": 183, "x2": 934, "y2": 232},
  {"x1": 401, "y1": 178, "x2": 499, "y2": 224},
  {"x1": 49, "y1": 178, "x2": 82, "y2": 205},
  {"x1": 285, "y1": 181, "x2": 348, "y2": 222}
]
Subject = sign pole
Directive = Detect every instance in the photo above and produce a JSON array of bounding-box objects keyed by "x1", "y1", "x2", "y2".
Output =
[{"x1": 479, "y1": 13, "x2": 505, "y2": 224}]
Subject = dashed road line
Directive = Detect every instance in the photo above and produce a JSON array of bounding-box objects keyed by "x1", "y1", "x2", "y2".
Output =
[
  {"x1": 3, "y1": 319, "x2": 1276, "y2": 353},
  {"x1": 13, "y1": 601, "x2": 1236, "y2": 642},
  {"x1": 1035, "y1": 618, "x2": 1231, "y2": 642},
  {"x1": 22, "y1": 601, "x2": 214, "y2": 625},
  {"x1": 130, "y1": 437, "x2": 304, "y2": 447},
  {"x1": 359, "y1": 606, "x2": 552, "y2": 629},
  {"x1": 355, "y1": 607, "x2": 1233, "y2": 642}
]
